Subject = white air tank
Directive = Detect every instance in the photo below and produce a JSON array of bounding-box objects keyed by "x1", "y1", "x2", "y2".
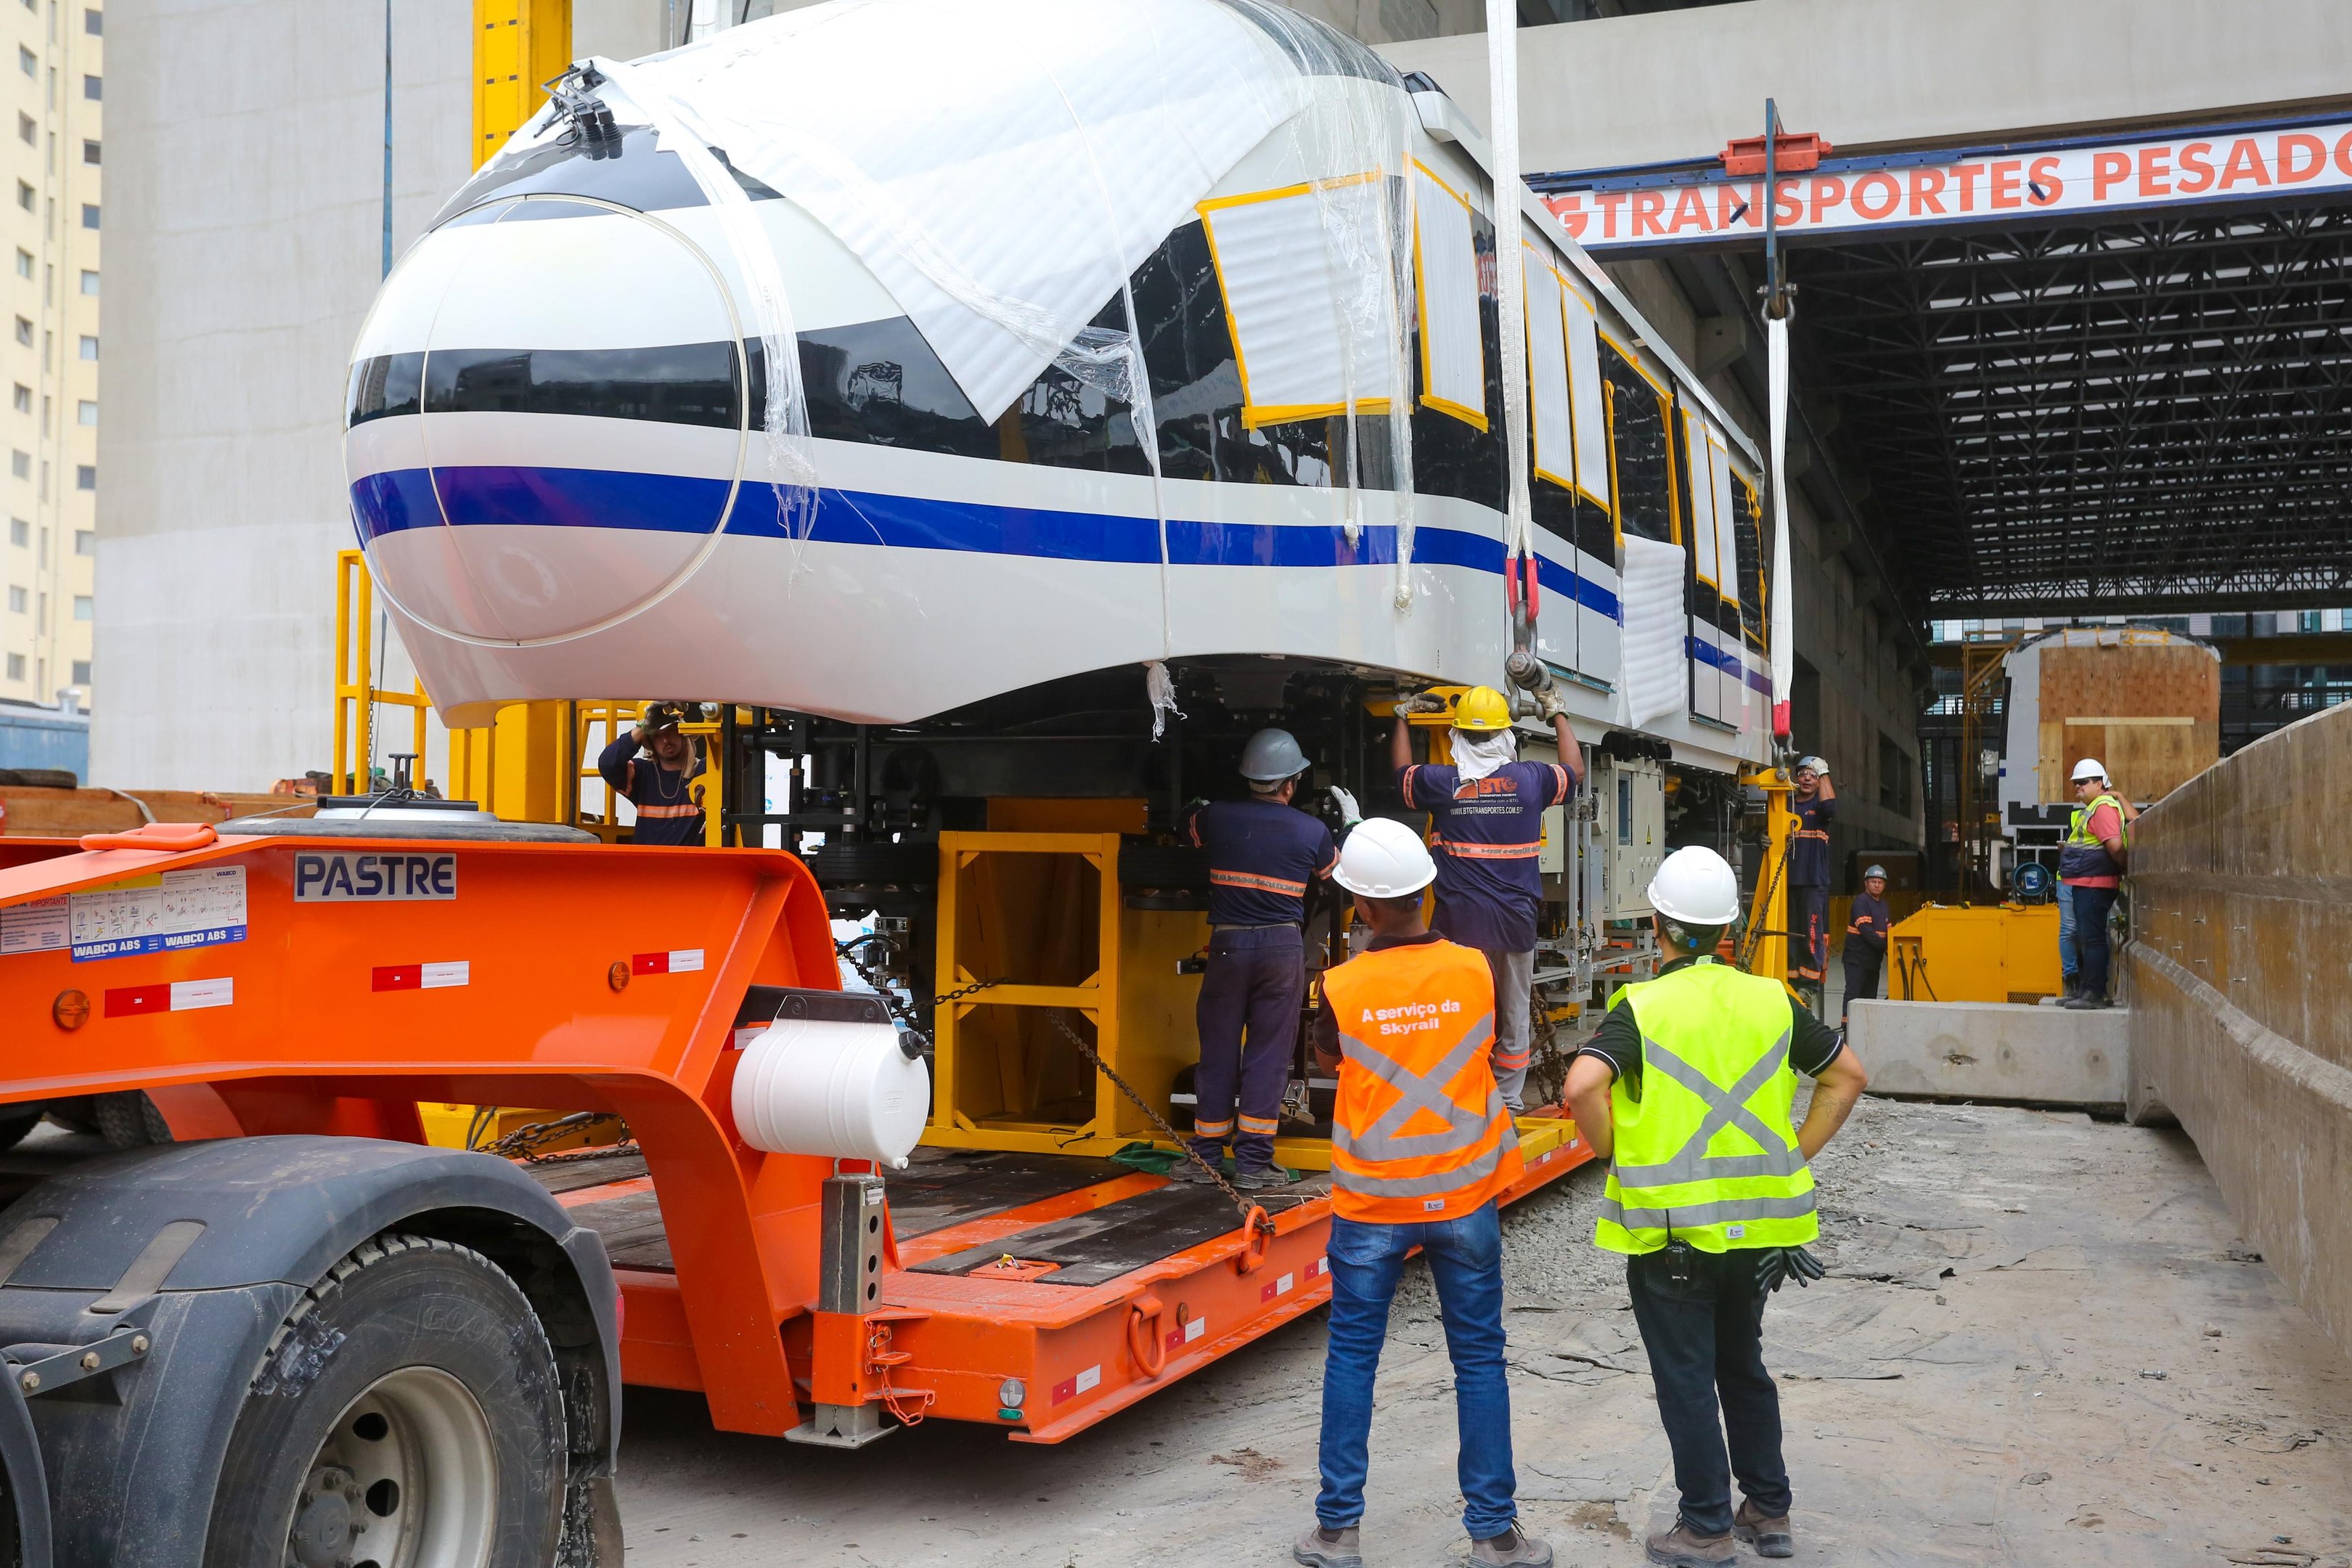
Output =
[{"x1": 732, "y1": 1014, "x2": 930, "y2": 1169}]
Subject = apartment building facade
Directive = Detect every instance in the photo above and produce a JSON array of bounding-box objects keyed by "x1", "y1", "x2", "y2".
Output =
[{"x1": 0, "y1": 0, "x2": 97, "y2": 711}]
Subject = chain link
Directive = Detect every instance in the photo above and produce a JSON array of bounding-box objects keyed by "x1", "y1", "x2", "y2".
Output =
[
  {"x1": 478, "y1": 1111, "x2": 637, "y2": 1164},
  {"x1": 1042, "y1": 1010, "x2": 1270, "y2": 1236},
  {"x1": 835, "y1": 935, "x2": 1005, "y2": 1044},
  {"x1": 836, "y1": 936, "x2": 1268, "y2": 1238}
]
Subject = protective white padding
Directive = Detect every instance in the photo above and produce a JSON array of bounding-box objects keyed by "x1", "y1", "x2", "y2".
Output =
[
  {"x1": 1564, "y1": 282, "x2": 1610, "y2": 507},
  {"x1": 1710, "y1": 438, "x2": 1740, "y2": 607},
  {"x1": 1524, "y1": 249, "x2": 1572, "y2": 489},
  {"x1": 1201, "y1": 178, "x2": 1397, "y2": 425},
  {"x1": 1621, "y1": 534, "x2": 1688, "y2": 731},
  {"x1": 1684, "y1": 409, "x2": 1719, "y2": 587},
  {"x1": 611, "y1": 0, "x2": 1328, "y2": 422},
  {"x1": 1412, "y1": 162, "x2": 1486, "y2": 426}
]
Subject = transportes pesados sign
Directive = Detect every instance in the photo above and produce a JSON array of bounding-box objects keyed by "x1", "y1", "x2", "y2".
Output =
[{"x1": 1538, "y1": 118, "x2": 2352, "y2": 252}]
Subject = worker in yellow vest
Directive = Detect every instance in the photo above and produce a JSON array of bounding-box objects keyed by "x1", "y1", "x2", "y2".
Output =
[
  {"x1": 1291, "y1": 819, "x2": 1547, "y2": 1568},
  {"x1": 1563, "y1": 847, "x2": 1870, "y2": 1567}
]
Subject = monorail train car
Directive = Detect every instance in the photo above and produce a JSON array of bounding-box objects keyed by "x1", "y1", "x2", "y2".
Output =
[{"x1": 343, "y1": 0, "x2": 1776, "y2": 1031}]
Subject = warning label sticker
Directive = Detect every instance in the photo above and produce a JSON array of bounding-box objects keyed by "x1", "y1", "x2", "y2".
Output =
[
  {"x1": 38, "y1": 867, "x2": 251, "y2": 963},
  {"x1": 0, "y1": 896, "x2": 69, "y2": 956}
]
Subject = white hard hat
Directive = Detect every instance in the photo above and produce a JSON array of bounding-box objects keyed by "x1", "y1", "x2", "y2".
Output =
[
  {"x1": 2071, "y1": 758, "x2": 2107, "y2": 783},
  {"x1": 1333, "y1": 817, "x2": 1436, "y2": 898},
  {"x1": 1646, "y1": 846, "x2": 1742, "y2": 926}
]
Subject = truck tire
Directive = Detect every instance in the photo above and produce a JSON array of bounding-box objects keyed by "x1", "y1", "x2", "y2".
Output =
[
  {"x1": 93, "y1": 1092, "x2": 171, "y2": 1150},
  {"x1": 201, "y1": 1233, "x2": 566, "y2": 1568}
]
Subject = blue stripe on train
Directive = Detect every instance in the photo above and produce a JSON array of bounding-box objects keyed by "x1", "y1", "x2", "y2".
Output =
[
  {"x1": 1689, "y1": 634, "x2": 1774, "y2": 695},
  {"x1": 351, "y1": 465, "x2": 1625, "y2": 619}
]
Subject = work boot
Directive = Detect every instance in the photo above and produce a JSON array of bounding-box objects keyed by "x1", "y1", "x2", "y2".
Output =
[
  {"x1": 1643, "y1": 1520, "x2": 1734, "y2": 1567},
  {"x1": 1230, "y1": 1164, "x2": 1284, "y2": 1192},
  {"x1": 1470, "y1": 1522, "x2": 1554, "y2": 1565},
  {"x1": 1169, "y1": 1153, "x2": 1223, "y2": 1183},
  {"x1": 1734, "y1": 1500, "x2": 1794, "y2": 1559},
  {"x1": 1292, "y1": 1523, "x2": 1361, "y2": 1568}
]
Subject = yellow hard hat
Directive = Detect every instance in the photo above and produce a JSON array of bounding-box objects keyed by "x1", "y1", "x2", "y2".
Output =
[{"x1": 1452, "y1": 685, "x2": 1514, "y2": 731}]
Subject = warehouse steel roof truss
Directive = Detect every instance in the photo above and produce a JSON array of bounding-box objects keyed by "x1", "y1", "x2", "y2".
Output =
[{"x1": 1793, "y1": 203, "x2": 2352, "y2": 616}]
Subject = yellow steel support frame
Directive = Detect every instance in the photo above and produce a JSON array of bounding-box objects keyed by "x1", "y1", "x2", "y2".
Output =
[
  {"x1": 473, "y1": 0, "x2": 573, "y2": 168},
  {"x1": 332, "y1": 550, "x2": 429, "y2": 796},
  {"x1": 1740, "y1": 764, "x2": 1798, "y2": 991},
  {"x1": 928, "y1": 832, "x2": 1127, "y2": 1156}
]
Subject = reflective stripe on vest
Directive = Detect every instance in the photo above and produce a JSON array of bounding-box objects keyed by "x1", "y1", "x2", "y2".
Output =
[
  {"x1": 1594, "y1": 960, "x2": 1817, "y2": 1255},
  {"x1": 2059, "y1": 793, "x2": 2128, "y2": 881},
  {"x1": 1324, "y1": 940, "x2": 1524, "y2": 1222},
  {"x1": 635, "y1": 803, "x2": 703, "y2": 819}
]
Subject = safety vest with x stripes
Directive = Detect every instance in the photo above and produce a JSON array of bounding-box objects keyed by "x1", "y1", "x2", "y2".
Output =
[
  {"x1": 1595, "y1": 959, "x2": 1819, "y2": 1256},
  {"x1": 1325, "y1": 939, "x2": 1526, "y2": 1224}
]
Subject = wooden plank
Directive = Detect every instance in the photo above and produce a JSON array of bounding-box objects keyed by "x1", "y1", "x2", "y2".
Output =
[{"x1": 0, "y1": 788, "x2": 317, "y2": 837}]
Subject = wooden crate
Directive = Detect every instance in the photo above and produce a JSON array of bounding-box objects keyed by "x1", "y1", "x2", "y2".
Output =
[{"x1": 2034, "y1": 641, "x2": 2220, "y2": 804}]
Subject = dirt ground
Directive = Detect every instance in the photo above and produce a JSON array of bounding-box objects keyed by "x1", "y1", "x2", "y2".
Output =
[{"x1": 616, "y1": 1091, "x2": 2352, "y2": 1567}]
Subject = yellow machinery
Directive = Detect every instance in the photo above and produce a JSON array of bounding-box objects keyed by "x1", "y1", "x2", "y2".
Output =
[
  {"x1": 1888, "y1": 903, "x2": 2062, "y2": 1005},
  {"x1": 1740, "y1": 763, "x2": 1798, "y2": 987}
]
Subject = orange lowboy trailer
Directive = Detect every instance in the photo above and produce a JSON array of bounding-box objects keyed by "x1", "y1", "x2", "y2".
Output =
[{"x1": 0, "y1": 820, "x2": 1590, "y2": 1566}]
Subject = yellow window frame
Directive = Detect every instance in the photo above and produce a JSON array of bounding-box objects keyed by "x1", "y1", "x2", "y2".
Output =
[
  {"x1": 1561, "y1": 281, "x2": 1613, "y2": 517},
  {"x1": 1526, "y1": 248, "x2": 1576, "y2": 494},
  {"x1": 1409, "y1": 158, "x2": 1490, "y2": 432},
  {"x1": 1197, "y1": 172, "x2": 1397, "y2": 432}
]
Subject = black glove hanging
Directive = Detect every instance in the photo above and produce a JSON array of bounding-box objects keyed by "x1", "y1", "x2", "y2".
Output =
[{"x1": 1754, "y1": 1245, "x2": 1826, "y2": 1294}]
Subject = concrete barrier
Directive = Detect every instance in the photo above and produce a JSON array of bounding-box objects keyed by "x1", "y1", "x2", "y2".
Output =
[
  {"x1": 1845, "y1": 999, "x2": 2126, "y2": 1111},
  {"x1": 2123, "y1": 701, "x2": 2352, "y2": 1359}
]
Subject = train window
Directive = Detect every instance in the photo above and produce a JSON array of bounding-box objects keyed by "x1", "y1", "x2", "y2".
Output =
[
  {"x1": 1410, "y1": 206, "x2": 1503, "y2": 508},
  {"x1": 1131, "y1": 219, "x2": 1374, "y2": 489},
  {"x1": 1736, "y1": 476, "x2": 1766, "y2": 650},
  {"x1": 422, "y1": 342, "x2": 740, "y2": 428},
  {"x1": 799, "y1": 317, "x2": 998, "y2": 461},
  {"x1": 1602, "y1": 340, "x2": 1673, "y2": 543},
  {"x1": 799, "y1": 308, "x2": 1148, "y2": 475},
  {"x1": 347, "y1": 351, "x2": 422, "y2": 427}
]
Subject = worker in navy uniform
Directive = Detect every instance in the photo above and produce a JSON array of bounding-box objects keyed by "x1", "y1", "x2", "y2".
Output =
[
  {"x1": 596, "y1": 702, "x2": 709, "y2": 846},
  {"x1": 1391, "y1": 684, "x2": 1583, "y2": 1114},
  {"x1": 1841, "y1": 864, "x2": 1890, "y2": 1027},
  {"x1": 1786, "y1": 756, "x2": 1836, "y2": 1000},
  {"x1": 1175, "y1": 727, "x2": 1349, "y2": 1191}
]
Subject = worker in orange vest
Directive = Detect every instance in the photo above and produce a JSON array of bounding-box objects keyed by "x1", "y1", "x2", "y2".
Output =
[{"x1": 1291, "y1": 819, "x2": 1548, "y2": 1568}]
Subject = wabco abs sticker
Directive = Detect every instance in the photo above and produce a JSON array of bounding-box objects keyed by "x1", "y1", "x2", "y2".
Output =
[
  {"x1": 294, "y1": 852, "x2": 457, "y2": 903},
  {"x1": 1, "y1": 866, "x2": 250, "y2": 963}
]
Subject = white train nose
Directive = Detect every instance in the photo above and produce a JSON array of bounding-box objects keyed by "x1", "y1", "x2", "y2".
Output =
[{"x1": 344, "y1": 195, "x2": 751, "y2": 645}]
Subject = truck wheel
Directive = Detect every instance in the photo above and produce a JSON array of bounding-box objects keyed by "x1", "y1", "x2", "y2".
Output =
[
  {"x1": 93, "y1": 1090, "x2": 171, "y2": 1149},
  {"x1": 203, "y1": 1233, "x2": 566, "y2": 1568}
]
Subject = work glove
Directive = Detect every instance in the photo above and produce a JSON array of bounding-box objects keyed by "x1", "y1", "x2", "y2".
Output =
[
  {"x1": 1327, "y1": 785, "x2": 1363, "y2": 828},
  {"x1": 1392, "y1": 691, "x2": 1448, "y2": 719},
  {"x1": 1532, "y1": 679, "x2": 1569, "y2": 723},
  {"x1": 1753, "y1": 1244, "x2": 1827, "y2": 1294},
  {"x1": 1797, "y1": 755, "x2": 1828, "y2": 779}
]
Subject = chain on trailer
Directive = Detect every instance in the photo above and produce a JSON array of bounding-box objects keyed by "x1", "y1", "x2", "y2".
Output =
[{"x1": 836, "y1": 935, "x2": 1271, "y2": 1253}]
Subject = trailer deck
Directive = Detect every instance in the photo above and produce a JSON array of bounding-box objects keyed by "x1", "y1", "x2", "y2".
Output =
[{"x1": 538, "y1": 1135, "x2": 1593, "y2": 1444}]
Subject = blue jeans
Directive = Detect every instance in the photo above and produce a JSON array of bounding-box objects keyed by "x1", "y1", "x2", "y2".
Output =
[
  {"x1": 2070, "y1": 883, "x2": 2119, "y2": 997},
  {"x1": 2056, "y1": 881, "x2": 2078, "y2": 981},
  {"x1": 1315, "y1": 1204, "x2": 1516, "y2": 1538}
]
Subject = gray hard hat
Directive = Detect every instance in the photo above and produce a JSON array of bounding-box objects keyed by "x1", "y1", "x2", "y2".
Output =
[
  {"x1": 1238, "y1": 727, "x2": 1311, "y2": 783},
  {"x1": 1863, "y1": 864, "x2": 1888, "y2": 881}
]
